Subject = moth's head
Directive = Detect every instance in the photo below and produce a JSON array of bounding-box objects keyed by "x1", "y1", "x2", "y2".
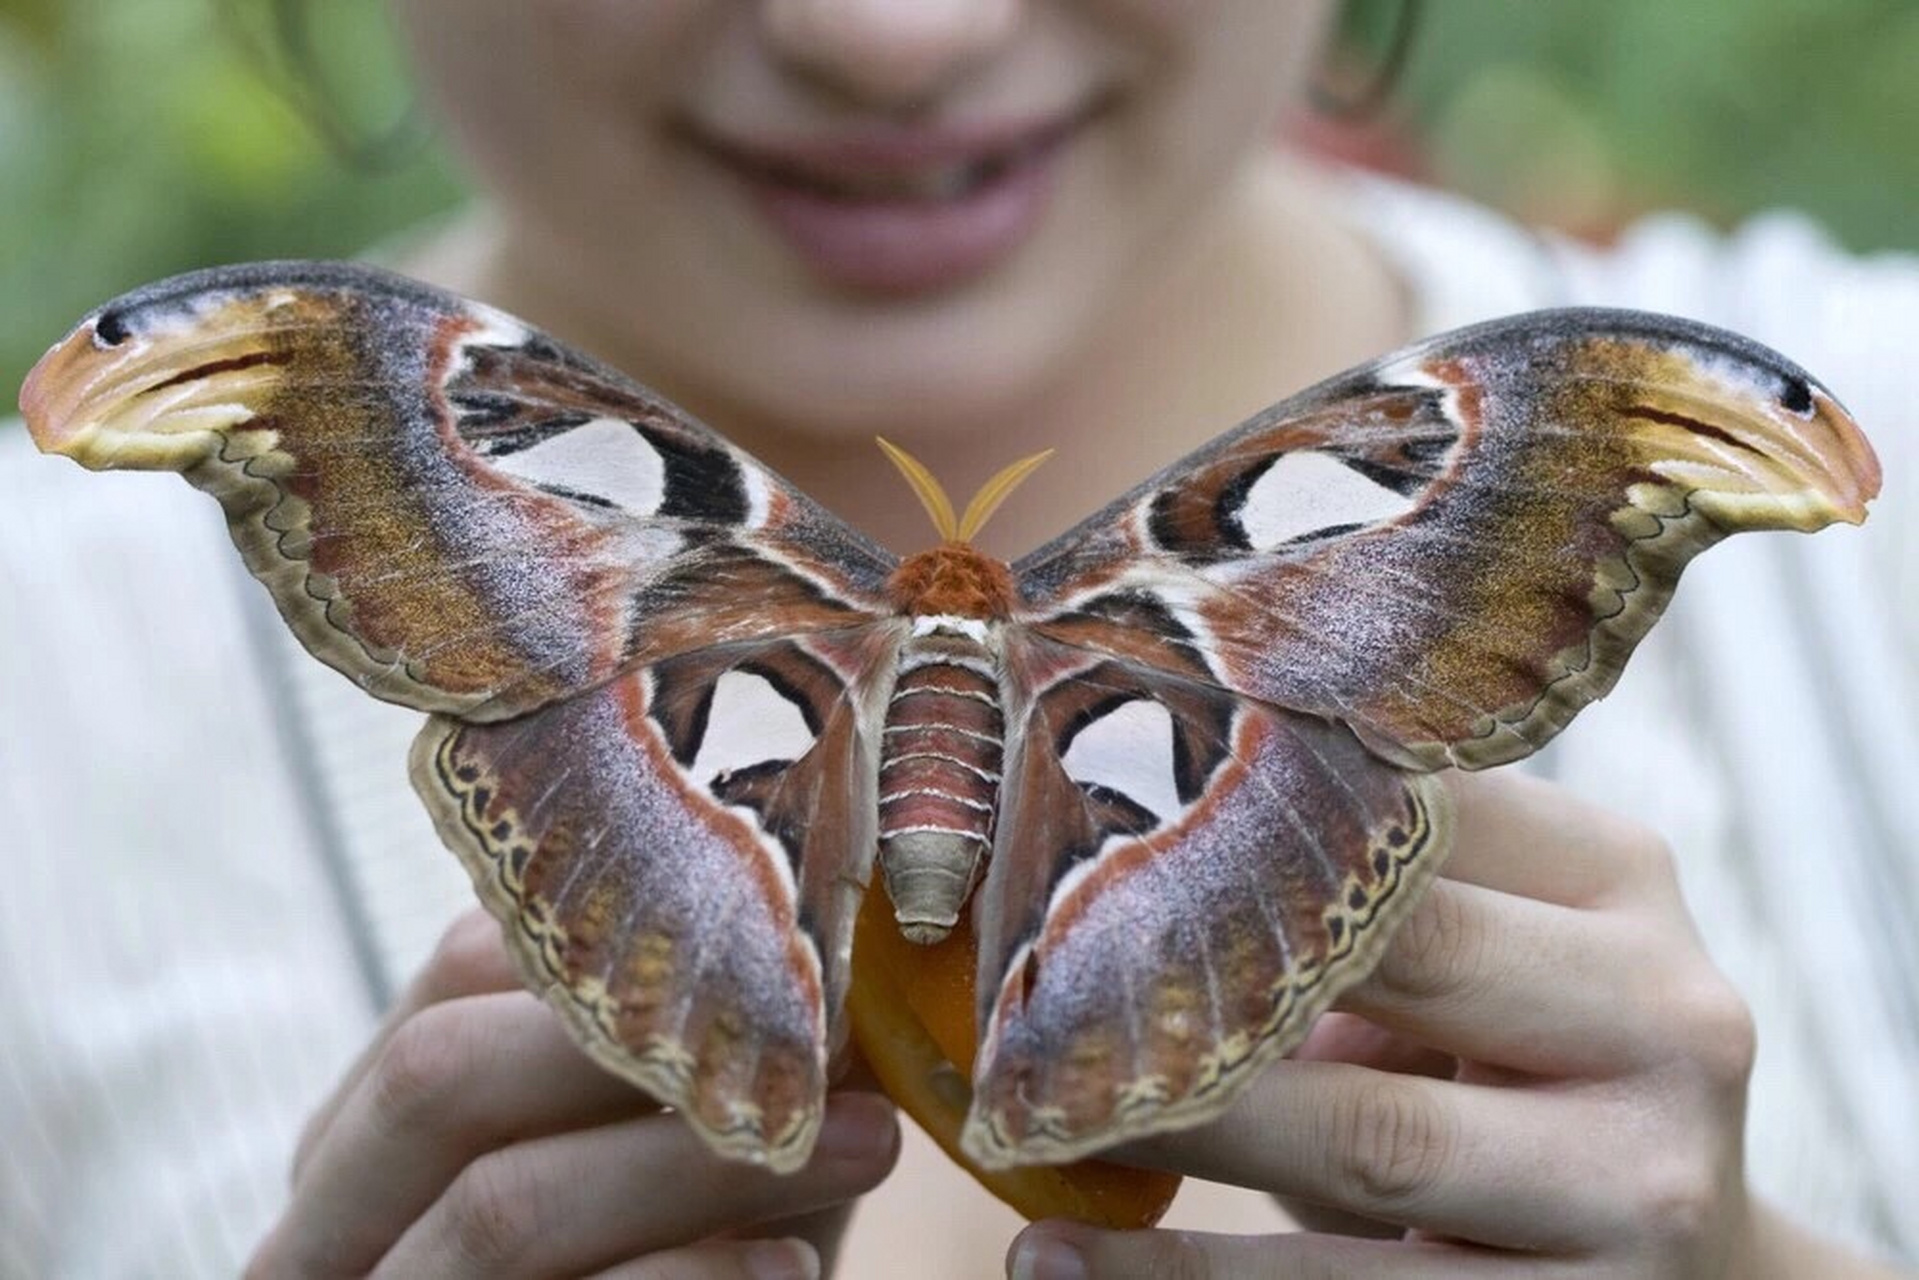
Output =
[{"x1": 878, "y1": 436, "x2": 1051, "y2": 618}]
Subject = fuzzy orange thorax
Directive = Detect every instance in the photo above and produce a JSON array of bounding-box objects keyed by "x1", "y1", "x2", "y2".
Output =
[
  {"x1": 874, "y1": 436, "x2": 1051, "y2": 619},
  {"x1": 886, "y1": 542, "x2": 1018, "y2": 618}
]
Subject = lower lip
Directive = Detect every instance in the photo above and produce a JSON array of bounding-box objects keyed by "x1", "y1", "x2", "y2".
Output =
[{"x1": 732, "y1": 147, "x2": 1064, "y2": 296}]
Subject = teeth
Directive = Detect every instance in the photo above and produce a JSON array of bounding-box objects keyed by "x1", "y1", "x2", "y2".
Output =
[
  {"x1": 916, "y1": 163, "x2": 977, "y2": 200},
  {"x1": 769, "y1": 156, "x2": 1003, "y2": 203}
]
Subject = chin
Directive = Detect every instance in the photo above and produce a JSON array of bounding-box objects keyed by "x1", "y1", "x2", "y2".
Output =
[
  {"x1": 656, "y1": 258, "x2": 1100, "y2": 439},
  {"x1": 723, "y1": 324, "x2": 1067, "y2": 439}
]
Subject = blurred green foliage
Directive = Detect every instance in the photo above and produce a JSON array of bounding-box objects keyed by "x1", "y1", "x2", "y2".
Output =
[
  {"x1": 1390, "y1": 0, "x2": 1919, "y2": 247},
  {"x1": 0, "y1": 1, "x2": 463, "y2": 397},
  {"x1": 2, "y1": 0, "x2": 1914, "y2": 397}
]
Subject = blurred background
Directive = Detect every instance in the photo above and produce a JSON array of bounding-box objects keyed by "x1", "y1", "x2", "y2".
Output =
[{"x1": 1, "y1": 0, "x2": 1915, "y2": 396}]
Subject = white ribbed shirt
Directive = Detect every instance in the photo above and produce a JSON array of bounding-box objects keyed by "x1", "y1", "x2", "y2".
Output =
[{"x1": 2, "y1": 179, "x2": 1914, "y2": 1276}]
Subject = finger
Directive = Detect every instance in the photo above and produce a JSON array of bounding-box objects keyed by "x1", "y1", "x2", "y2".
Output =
[
  {"x1": 1115, "y1": 1062, "x2": 1620, "y2": 1250},
  {"x1": 1337, "y1": 877, "x2": 1667, "y2": 1074},
  {"x1": 375, "y1": 1093, "x2": 899, "y2": 1278},
  {"x1": 1292, "y1": 1013, "x2": 1454, "y2": 1079},
  {"x1": 294, "y1": 909, "x2": 521, "y2": 1176},
  {"x1": 1008, "y1": 1223, "x2": 1565, "y2": 1280},
  {"x1": 737, "y1": 1203, "x2": 858, "y2": 1278},
  {"x1": 1270, "y1": 1196, "x2": 1406, "y2": 1243},
  {"x1": 1444, "y1": 771, "x2": 1677, "y2": 911},
  {"x1": 265, "y1": 991, "x2": 658, "y2": 1275},
  {"x1": 586, "y1": 1238, "x2": 819, "y2": 1280}
]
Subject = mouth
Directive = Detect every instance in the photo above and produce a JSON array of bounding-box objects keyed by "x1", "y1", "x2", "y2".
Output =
[
  {"x1": 684, "y1": 104, "x2": 1103, "y2": 295},
  {"x1": 707, "y1": 112, "x2": 1084, "y2": 201}
]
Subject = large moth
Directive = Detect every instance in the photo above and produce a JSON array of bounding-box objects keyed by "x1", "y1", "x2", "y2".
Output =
[{"x1": 20, "y1": 263, "x2": 1878, "y2": 1197}]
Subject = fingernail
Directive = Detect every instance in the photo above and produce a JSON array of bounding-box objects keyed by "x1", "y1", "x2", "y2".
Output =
[
  {"x1": 747, "y1": 1238, "x2": 819, "y2": 1280},
  {"x1": 1009, "y1": 1232, "x2": 1087, "y2": 1280},
  {"x1": 815, "y1": 1092, "x2": 898, "y2": 1164}
]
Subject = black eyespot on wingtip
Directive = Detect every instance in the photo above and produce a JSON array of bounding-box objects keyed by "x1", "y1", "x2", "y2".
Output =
[
  {"x1": 1779, "y1": 374, "x2": 1815, "y2": 416},
  {"x1": 91, "y1": 309, "x2": 130, "y2": 348}
]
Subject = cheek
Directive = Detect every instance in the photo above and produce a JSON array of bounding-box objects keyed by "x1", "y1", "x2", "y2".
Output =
[
  {"x1": 1149, "y1": 0, "x2": 1333, "y2": 148},
  {"x1": 1070, "y1": 0, "x2": 1333, "y2": 274},
  {"x1": 394, "y1": 2, "x2": 706, "y2": 213}
]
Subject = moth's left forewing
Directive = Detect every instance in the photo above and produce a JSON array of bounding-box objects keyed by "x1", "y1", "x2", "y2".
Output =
[{"x1": 963, "y1": 632, "x2": 1450, "y2": 1167}]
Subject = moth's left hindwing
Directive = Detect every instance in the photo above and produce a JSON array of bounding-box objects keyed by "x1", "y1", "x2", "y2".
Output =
[{"x1": 20, "y1": 261, "x2": 904, "y2": 1171}]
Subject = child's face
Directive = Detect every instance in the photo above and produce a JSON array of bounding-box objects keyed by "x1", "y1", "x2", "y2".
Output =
[{"x1": 396, "y1": 1, "x2": 1335, "y2": 435}]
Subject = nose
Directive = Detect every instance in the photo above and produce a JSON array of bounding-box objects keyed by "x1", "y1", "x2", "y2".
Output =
[{"x1": 761, "y1": 0, "x2": 1021, "y2": 107}]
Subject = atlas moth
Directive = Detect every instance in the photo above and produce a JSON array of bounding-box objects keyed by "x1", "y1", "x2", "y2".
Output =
[{"x1": 20, "y1": 261, "x2": 1879, "y2": 1225}]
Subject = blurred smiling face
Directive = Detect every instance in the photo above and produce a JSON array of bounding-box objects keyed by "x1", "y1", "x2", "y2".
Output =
[{"x1": 394, "y1": 1, "x2": 1336, "y2": 434}]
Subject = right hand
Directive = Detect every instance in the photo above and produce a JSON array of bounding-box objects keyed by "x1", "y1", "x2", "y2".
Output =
[{"x1": 247, "y1": 909, "x2": 900, "y2": 1278}]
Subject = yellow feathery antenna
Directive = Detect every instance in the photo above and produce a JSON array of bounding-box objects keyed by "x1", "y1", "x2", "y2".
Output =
[
  {"x1": 876, "y1": 436, "x2": 958, "y2": 542},
  {"x1": 876, "y1": 438, "x2": 1055, "y2": 545},
  {"x1": 958, "y1": 449, "x2": 1054, "y2": 542}
]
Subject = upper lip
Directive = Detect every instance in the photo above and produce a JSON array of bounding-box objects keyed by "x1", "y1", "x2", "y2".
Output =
[{"x1": 682, "y1": 100, "x2": 1103, "y2": 185}]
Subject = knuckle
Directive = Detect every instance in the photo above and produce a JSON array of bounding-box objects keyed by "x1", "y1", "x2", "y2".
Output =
[
  {"x1": 1329, "y1": 1076, "x2": 1452, "y2": 1211},
  {"x1": 1378, "y1": 881, "x2": 1489, "y2": 1004},
  {"x1": 1669, "y1": 972, "x2": 1757, "y2": 1087},
  {"x1": 1613, "y1": 821, "x2": 1679, "y2": 894},
  {"x1": 1633, "y1": 1150, "x2": 1727, "y2": 1247},
  {"x1": 443, "y1": 1151, "x2": 542, "y2": 1269},
  {"x1": 369, "y1": 1005, "x2": 473, "y2": 1134}
]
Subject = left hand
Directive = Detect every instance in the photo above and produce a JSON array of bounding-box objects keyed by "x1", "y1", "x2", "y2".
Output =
[
  {"x1": 1008, "y1": 771, "x2": 1773, "y2": 1279},
  {"x1": 251, "y1": 908, "x2": 898, "y2": 1279}
]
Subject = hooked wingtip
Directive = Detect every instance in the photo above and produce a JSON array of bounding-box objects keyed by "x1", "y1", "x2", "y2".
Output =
[
  {"x1": 1808, "y1": 387, "x2": 1880, "y2": 525},
  {"x1": 18, "y1": 321, "x2": 117, "y2": 458}
]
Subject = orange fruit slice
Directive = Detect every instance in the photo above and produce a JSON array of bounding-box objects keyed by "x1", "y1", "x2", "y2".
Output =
[{"x1": 847, "y1": 882, "x2": 1182, "y2": 1227}]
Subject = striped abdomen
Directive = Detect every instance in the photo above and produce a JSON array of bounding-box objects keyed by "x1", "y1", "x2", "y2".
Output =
[{"x1": 879, "y1": 624, "x2": 1003, "y2": 944}]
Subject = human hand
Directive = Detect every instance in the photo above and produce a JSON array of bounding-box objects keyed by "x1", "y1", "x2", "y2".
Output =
[
  {"x1": 248, "y1": 909, "x2": 900, "y2": 1279},
  {"x1": 1009, "y1": 772, "x2": 1791, "y2": 1279}
]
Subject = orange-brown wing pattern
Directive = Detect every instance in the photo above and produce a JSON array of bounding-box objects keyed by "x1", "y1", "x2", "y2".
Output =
[
  {"x1": 1014, "y1": 309, "x2": 1879, "y2": 770},
  {"x1": 22, "y1": 278, "x2": 1884, "y2": 1185},
  {"x1": 965, "y1": 310, "x2": 1879, "y2": 1166},
  {"x1": 960, "y1": 632, "x2": 1448, "y2": 1168},
  {"x1": 19, "y1": 262, "x2": 905, "y2": 1172},
  {"x1": 20, "y1": 261, "x2": 897, "y2": 721},
  {"x1": 414, "y1": 626, "x2": 898, "y2": 1173}
]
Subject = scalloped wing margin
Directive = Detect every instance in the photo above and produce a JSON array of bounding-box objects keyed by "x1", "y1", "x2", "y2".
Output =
[
  {"x1": 962, "y1": 633, "x2": 1451, "y2": 1167},
  {"x1": 410, "y1": 625, "x2": 896, "y2": 1173},
  {"x1": 20, "y1": 261, "x2": 898, "y2": 721}
]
